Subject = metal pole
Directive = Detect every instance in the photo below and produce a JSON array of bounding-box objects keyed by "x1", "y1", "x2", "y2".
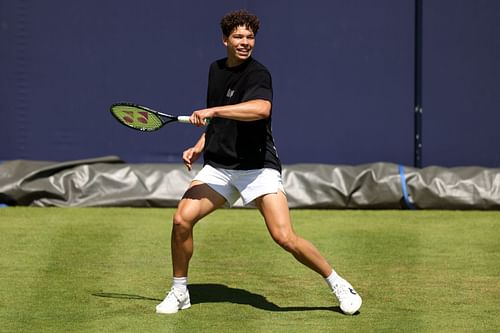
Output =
[{"x1": 414, "y1": 0, "x2": 423, "y2": 168}]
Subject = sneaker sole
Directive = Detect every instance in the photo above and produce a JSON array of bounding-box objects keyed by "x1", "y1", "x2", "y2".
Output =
[
  {"x1": 340, "y1": 295, "x2": 362, "y2": 315},
  {"x1": 156, "y1": 302, "x2": 191, "y2": 314}
]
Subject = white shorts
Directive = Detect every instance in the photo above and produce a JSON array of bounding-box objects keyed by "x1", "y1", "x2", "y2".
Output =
[{"x1": 193, "y1": 164, "x2": 285, "y2": 207}]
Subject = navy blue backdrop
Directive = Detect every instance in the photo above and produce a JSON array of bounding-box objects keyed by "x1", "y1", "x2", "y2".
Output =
[
  {"x1": 1, "y1": 0, "x2": 499, "y2": 167},
  {"x1": 423, "y1": 0, "x2": 500, "y2": 167}
]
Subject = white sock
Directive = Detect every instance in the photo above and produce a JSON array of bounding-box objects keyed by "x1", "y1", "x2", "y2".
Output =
[
  {"x1": 172, "y1": 277, "x2": 188, "y2": 292},
  {"x1": 325, "y1": 270, "x2": 341, "y2": 290}
]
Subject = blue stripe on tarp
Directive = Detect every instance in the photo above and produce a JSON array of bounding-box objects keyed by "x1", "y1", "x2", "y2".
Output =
[{"x1": 399, "y1": 165, "x2": 416, "y2": 210}]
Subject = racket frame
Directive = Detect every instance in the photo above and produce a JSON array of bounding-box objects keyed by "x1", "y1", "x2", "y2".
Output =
[{"x1": 110, "y1": 102, "x2": 190, "y2": 132}]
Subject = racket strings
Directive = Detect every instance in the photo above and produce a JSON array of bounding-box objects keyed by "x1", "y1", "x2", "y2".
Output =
[{"x1": 112, "y1": 106, "x2": 163, "y2": 131}]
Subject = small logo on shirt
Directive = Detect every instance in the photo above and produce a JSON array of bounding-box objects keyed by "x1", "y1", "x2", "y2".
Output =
[{"x1": 226, "y1": 89, "x2": 235, "y2": 98}]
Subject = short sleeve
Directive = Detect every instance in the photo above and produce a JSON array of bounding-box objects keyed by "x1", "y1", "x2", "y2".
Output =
[{"x1": 241, "y1": 69, "x2": 273, "y2": 102}]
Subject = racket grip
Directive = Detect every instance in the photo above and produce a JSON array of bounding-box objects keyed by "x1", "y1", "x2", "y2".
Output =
[
  {"x1": 177, "y1": 116, "x2": 191, "y2": 123},
  {"x1": 178, "y1": 116, "x2": 211, "y2": 125}
]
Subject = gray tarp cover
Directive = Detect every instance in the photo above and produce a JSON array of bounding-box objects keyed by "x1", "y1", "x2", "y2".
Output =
[{"x1": 0, "y1": 156, "x2": 499, "y2": 209}]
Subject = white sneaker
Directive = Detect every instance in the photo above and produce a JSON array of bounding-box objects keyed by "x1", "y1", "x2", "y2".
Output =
[
  {"x1": 332, "y1": 277, "x2": 362, "y2": 315},
  {"x1": 156, "y1": 287, "x2": 191, "y2": 314}
]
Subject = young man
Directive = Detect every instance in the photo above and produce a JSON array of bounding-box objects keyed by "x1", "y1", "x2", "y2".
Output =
[{"x1": 156, "y1": 9, "x2": 362, "y2": 315}]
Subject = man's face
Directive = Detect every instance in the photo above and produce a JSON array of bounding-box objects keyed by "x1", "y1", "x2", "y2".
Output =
[{"x1": 223, "y1": 25, "x2": 255, "y2": 67}]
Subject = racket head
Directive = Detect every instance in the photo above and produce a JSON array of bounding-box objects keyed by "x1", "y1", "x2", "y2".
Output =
[{"x1": 110, "y1": 103, "x2": 166, "y2": 131}]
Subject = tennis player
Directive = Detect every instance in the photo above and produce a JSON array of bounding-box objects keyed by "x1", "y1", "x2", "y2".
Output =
[{"x1": 156, "y1": 9, "x2": 362, "y2": 315}]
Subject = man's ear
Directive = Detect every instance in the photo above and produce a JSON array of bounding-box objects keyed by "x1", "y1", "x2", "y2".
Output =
[{"x1": 222, "y1": 35, "x2": 228, "y2": 47}]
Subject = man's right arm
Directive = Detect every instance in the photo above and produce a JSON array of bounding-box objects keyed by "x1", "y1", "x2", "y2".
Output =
[{"x1": 183, "y1": 133, "x2": 205, "y2": 171}]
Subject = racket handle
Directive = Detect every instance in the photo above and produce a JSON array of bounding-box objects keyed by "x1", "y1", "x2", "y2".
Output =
[
  {"x1": 177, "y1": 116, "x2": 191, "y2": 123},
  {"x1": 177, "y1": 116, "x2": 211, "y2": 125}
]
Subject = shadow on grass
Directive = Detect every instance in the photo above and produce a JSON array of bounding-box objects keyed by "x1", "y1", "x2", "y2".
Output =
[
  {"x1": 189, "y1": 283, "x2": 341, "y2": 313},
  {"x1": 92, "y1": 283, "x2": 342, "y2": 313},
  {"x1": 92, "y1": 292, "x2": 162, "y2": 301}
]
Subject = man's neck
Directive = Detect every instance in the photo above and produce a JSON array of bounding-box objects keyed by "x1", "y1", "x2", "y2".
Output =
[{"x1": 226, "y1": 57, "x2": 250, "y2": 68}]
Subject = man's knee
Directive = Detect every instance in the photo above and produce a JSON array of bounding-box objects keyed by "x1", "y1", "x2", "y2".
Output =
[
  {"x1": 172, "y1": 210, "x2": 195, "y2": 236},
  {"x1": 273, "y1": 232, "x2": 298, "y2": 253}
]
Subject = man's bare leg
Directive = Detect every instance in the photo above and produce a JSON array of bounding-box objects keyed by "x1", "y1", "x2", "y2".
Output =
[
  {"x1": 171, "y1": 181, "x2": 226, "y2": 277},
  {"x1": 255, "y1": 191, "x2": 332, "y2": 277},
  {"x1": 156, "y1": 181, "x2": 225, "y2": 314},
  {"x1": 255, "y1": 191, "x2": 362, "y2": 315}
]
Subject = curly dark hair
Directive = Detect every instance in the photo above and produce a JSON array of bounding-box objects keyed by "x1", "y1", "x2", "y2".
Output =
[{"x1": 220, "y1": 9, "x2": 260, "y2": 37}]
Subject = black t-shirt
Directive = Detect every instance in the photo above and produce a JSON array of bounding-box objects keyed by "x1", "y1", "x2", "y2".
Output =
[{"x1": 203, "y1": 57, "x2": 282, "y2": 172}]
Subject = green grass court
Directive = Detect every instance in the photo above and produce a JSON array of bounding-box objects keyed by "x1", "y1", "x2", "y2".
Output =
[{"x1": 0, "y1": 208, "x2": 499, "y2": 332}]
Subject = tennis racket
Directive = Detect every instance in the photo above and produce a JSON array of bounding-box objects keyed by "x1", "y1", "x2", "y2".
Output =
[{"x1": 110, "y1": 102, "x2": 191, "y2": 131}]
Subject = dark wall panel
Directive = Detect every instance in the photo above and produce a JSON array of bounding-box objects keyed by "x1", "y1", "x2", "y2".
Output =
[
  {"x1": 0, "y1": 0, "x2": 246, "y2": 162},
  {"x1": 0, "y1": 0, "x2": 415, "y2": 165},
  {"x1": 252, "y1": 0, "x2": 414, "y2": 165},
  {"x1": 423, "y1": 0, "x2": 500, "y2": 167}
]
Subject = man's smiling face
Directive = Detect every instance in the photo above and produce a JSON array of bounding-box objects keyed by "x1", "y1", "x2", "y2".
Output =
[{"x1": 223, "y1": 25, "x2": 255, "y2": 67}]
